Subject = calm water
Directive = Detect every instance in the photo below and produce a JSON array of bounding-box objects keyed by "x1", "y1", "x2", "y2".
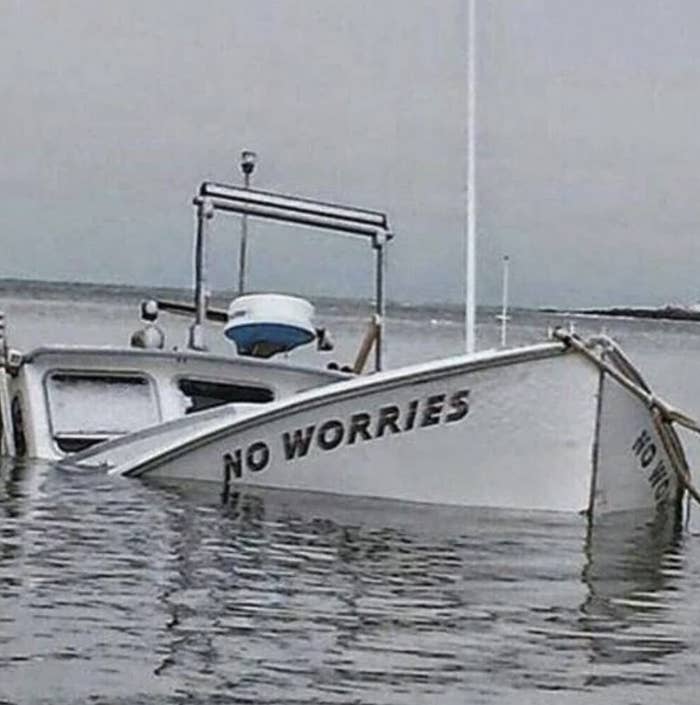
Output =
[{"x1": 3, "y1": 286, "x2": 700, "y2": 704}]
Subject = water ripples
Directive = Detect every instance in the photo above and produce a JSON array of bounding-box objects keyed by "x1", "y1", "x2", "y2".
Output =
[{"x1": 1, "y1": 461, "x2": 698, "y2": 704}]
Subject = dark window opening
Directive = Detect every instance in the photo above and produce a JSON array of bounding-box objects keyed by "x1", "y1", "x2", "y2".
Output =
[
  {"x1": 11, "y1": 396, "x2": 26, "y2": 457},
  {"x1": 50, "y1": 373, "x2": 149, "y2": 386},
  {"x1": 178, "y1": 379, "x2": 274, "y2": 414},
  {"x1": 54, "y1": 436, "x2": 106, "y2": 453}
]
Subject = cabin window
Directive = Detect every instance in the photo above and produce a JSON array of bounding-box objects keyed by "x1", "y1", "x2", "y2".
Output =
[
  {"x1": 177, "y1": 378, "x2": 274, "y2": 414},
  {"x1": 11, "y1": 395, "x2": 26, "y2": 457},
  {"x1": 45, "y1": 372, "x2": 159, "y2": 453}
]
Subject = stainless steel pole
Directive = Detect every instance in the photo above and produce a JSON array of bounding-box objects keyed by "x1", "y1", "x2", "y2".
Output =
[{"x1": 189, "y1": 198, "x2": 213, "y2": 350}]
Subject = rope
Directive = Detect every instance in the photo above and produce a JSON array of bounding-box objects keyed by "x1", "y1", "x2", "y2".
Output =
[
  {"x1": 585, "y1": 335, "x2": 651, "y2": 392},
  {"x1": 552, "y1": 328, "x2": 700, "y2": 506},
  {"x1": 652, "y1": 408, "x2": 700, "y2": 505}
]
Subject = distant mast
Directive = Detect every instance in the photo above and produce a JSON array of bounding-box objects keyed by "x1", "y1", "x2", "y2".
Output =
[
  {"x1": 499, "y1": 255, "x2": 510, "y2": 347},
  {"x1": 465, "y1": 0, "x2": 477, "y2": 354}
]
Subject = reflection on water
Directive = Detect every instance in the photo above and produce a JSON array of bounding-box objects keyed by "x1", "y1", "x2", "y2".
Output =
[{"x1": 1, "y1": 460, "x2": 698, "y2": 704}]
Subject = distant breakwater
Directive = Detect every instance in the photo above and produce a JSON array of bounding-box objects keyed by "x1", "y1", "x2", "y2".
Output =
[{"x1": 541, "y1": 305, "x2": 700, "y2": 322}]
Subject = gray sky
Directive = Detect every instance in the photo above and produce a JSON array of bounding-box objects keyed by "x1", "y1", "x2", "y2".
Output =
[{"x1": 1, "y1": 0, "x2": 699, "y2": 307}]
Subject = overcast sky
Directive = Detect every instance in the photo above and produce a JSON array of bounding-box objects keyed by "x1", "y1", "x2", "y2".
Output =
[{"x1": 1, "y1": 0, "x2": 700, "y2": 307}]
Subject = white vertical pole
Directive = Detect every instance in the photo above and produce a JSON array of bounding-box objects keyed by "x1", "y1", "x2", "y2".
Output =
[
  {"x1": 465, "y1": 0, "x2": 477, "y2": 354},
  {"x1": 500, "y1": 255, "x2": 510, "y2": 347}
]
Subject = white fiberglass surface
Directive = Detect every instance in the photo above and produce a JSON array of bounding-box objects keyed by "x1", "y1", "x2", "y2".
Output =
[
  {"x1": 86, "y1": 350, "x2": 598, "y2": 512},
  {"x1": 46, "y1": 373, "x2": 159, "y2": 436}
]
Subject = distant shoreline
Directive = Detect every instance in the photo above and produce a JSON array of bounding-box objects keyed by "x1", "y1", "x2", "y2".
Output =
[
  {"x1": 0, "y1": 277, "x2": 497, "y2": 315},
  {"x1": 2, "y1": 277, "x2": 698, "y2": 322},
  {"x1": 540, "y1": 305, "x2": 700, "y2": 322},
  {"x1": 0, "y1": 277, "x2": 461, "y2": 318}
]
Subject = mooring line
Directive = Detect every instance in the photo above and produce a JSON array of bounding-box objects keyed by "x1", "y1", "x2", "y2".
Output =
[{"x1": 552, "y1": 329, "x2": 700, "y2": 506}]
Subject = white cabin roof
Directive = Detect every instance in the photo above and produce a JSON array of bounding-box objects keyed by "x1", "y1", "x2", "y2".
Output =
[{"x1": 21, "y1": 345, "x2": 348, "y2": 381}]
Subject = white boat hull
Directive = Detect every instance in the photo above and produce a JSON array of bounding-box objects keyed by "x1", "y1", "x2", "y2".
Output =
[{"x1": 64, "y1": 342, "x2": 682, "y2": 519}]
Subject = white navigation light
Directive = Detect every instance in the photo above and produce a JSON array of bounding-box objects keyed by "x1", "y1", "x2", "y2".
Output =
[{"x1": 240, "y1": 150, "x2": 257, "y2": 176}]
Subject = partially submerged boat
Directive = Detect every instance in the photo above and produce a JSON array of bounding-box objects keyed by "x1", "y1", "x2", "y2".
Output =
[
  {"x1": 0, "y1": 179, "x2": 696, "y2": 523},
  {"x1": 59, "y1": 335, "x2": 687, "y2": 517}
]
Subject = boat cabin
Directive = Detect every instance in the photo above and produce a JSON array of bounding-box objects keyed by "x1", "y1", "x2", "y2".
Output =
[
  {"x1": 0, "y1": 345, "x2": 346, "y2": 461},
  {"x1": 0, "y1": 177, "x2": 391, "y2": 463}
]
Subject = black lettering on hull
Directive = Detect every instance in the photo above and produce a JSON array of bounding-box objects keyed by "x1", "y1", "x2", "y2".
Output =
[
  {"x1": 376, "y1": 405, "x2": 401, "y2": 438},
  {"x1": 421, "y1": 394, "x2": 446, "y2": 427},
  {"x1": 222, "y1": 387, "x2": 474, "y2": 488},
  {"x1": 631, "y1": 429, "x2": 673, "y2": 507},
  {"x1": 446, "y1": 390, "x2": 470, "y2": 422},
  {"x1": 317, "y1": 419, "x2": 344, "y2": 451},
  {"x1": 348, "y1": 412, "x2": 373, "y2": 444},
  {"x1": 283, "y1": 426, "x2": 315, "y2": 460},
  {"x1": 404, "y1": 400, "x2": 419, "y2": 431},
  {"x1": 246, "y1": 441, "x2": 270, "y2": 472}
]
